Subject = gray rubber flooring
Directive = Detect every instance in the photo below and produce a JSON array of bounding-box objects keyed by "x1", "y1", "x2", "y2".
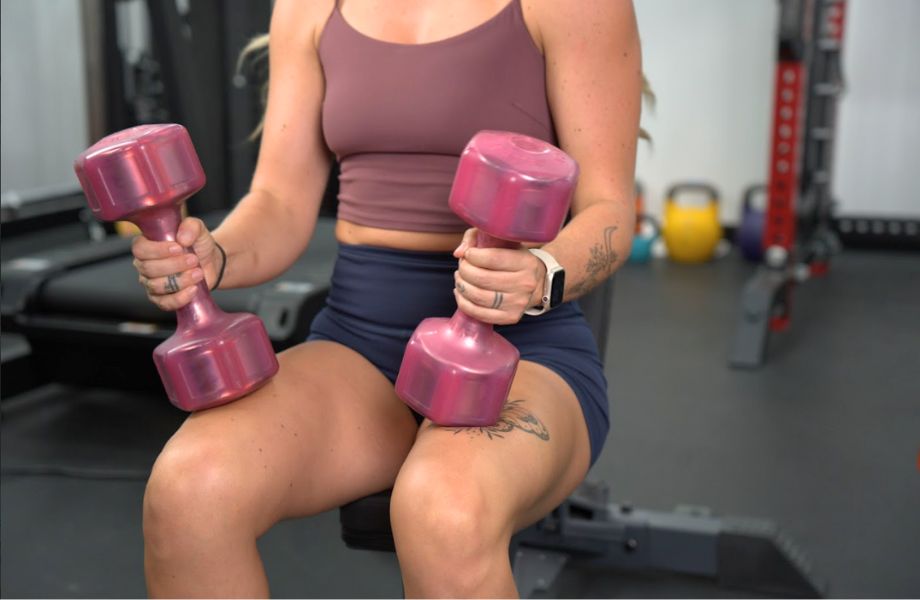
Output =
[{"x1": 2, "y1": 249, "x2": 918, "y2": 598}]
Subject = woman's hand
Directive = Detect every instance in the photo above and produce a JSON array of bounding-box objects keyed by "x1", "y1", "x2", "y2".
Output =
[
  {"x1": 452, "y1": 228, "x2": 546, "y2": 326},
  {"x1": 130, "y1": 217, "x2": 224, "y2": 311}
]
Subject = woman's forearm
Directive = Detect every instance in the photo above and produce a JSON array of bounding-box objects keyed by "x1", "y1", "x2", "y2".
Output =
[
  {"x1": 542, "y1": 197, "x2": 635, "y2": 302},
  {"x1": 210, "y1": 187, "x2": 319, "y2": 290}
]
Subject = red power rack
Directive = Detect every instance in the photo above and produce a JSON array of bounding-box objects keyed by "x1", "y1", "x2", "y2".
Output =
[{"x1": 729, "y1": 0, "x2": 848, "y2": 368}]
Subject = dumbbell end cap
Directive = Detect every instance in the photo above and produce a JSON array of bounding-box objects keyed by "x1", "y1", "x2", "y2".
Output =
[
  {"x1": 74, "y1": 123, "x2": 205, "y2": 223},
  {"x1": 449, "y1": 131, "x2": 578, "y2": 243},
  {"x1": 395, "y1": 315, "x2": 519, "y2": 426},
  {"x1": 155, "y1": 311, "x2": 279, "y2": 412}
]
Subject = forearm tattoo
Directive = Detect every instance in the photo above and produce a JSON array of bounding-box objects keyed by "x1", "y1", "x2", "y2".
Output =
[
  {"x1": 570, "y1": 225, "x2": 619, "y2": 296},
  {"x1": 433, "y1": 399, "x2": 550, "y2": 442}
]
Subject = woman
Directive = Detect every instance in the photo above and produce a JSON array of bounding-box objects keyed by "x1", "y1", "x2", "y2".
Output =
[{"x1": 134, "y1": 0, "x2": 640, "y2": 596}]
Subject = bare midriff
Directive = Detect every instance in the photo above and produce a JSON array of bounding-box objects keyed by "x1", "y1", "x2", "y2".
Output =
[{"x1": 335, "y1": 219, "x2": 465, "y2": 252}]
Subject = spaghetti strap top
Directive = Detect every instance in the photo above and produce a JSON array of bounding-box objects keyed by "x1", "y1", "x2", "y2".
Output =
[{"x1": 318, "y1": 0, "x2": 556, "y2": 233}]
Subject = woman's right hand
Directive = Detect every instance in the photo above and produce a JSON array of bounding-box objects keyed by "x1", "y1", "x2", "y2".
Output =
[{"x1": 130, "y1": 217, "x2": 225, "y2": 311}]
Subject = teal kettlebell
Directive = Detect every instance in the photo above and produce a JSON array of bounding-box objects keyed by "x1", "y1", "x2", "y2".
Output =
[{"x1": 629, "y1": 214, "x2": 661, "y2": 264}]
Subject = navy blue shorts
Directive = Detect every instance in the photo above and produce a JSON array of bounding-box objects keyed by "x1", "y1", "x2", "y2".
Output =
[{"x1": 307, "y1": 244, "x2": 610, "y2": 466}]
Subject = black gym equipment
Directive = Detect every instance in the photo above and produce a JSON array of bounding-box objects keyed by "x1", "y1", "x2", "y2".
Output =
[
  {"x1": 1, "y1": 185, "x2": 106, "y2": 260},
  {"x1": 833, "y1": 216, "x2": 920, "y2": 251},
  {"x1": 79, "y1": 0, "x2": 272, "y2": 213},
  {"x1": 1, "y1": 213, "x2": 337, "y2": 395},
  {"x1": 1, "y1": 185, "x2": 113, "y2": 399}
]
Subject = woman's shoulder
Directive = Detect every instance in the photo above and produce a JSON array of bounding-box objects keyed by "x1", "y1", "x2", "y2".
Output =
[
  {"x1": 524, "y1": 0, "x2": 635, "y2": 52},
  {"x1": 269, "y1": 0, "x2": 338, "y2": 51}
]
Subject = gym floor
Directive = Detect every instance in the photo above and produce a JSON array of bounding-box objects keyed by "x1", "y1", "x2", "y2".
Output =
[{"x1": 2, "y1": 248, "x2": 918, "y2": 598}]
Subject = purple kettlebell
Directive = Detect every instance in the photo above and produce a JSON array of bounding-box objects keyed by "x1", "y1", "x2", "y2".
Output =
[{"x1": 737, "y1": 184, "x2": 767, "y2": 262}]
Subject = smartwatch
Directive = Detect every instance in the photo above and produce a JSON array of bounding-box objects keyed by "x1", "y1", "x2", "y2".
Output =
[{"x1": 525, "y1": 248, "x2": 565, "y2": 316}]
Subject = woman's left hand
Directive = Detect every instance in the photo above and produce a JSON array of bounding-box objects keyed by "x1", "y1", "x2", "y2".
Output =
[{"x1": 452, "y1": 228, "x2": 546, "y2": 326}]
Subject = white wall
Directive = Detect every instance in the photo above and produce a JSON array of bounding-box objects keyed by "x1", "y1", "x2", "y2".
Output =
[
  {"x1": 834, "y1": 0, "x2": 920, "y2": 217},
  {"x1": 634, "y1": 0, "x2": 920, "y2": 223},
  {"x1": 1, "y1": 0, "x2": 89, "y2": 195}
]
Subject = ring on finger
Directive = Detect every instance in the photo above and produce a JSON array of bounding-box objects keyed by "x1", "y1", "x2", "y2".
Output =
[
  {"x1": 166, "y1": 273, "x2": 180, "y2": 294},
  {"x1": 491, "y1": 291, "x2": 504, "y2": 310}
]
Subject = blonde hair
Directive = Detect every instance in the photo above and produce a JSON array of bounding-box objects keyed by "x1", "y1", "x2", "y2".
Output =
[
  {"x1": 639, "y1": 73, "x2": 655, "y2": 144},
  {"x1": 237, "y1": 34, "x2": 270, "y2": 140},
  {"x1": 237, "y1": 34, "x2": 654, "y2": 143}
]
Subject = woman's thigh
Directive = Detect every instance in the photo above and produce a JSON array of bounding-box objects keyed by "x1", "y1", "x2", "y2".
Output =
[
  {"x1": 394, "y1": 359, "x2": 592, "y2": 533},
  {"x1": 149, "y1": 339, "x2": 419, "y2": 532}
]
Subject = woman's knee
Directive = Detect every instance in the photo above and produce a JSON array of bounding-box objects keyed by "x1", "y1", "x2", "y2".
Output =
[
  {"x1": 390, "y1": 458, "x2": 512, "y2": 575},
  {"x1": 143, "y1": 437, "x2": 268, "y2": 552}
]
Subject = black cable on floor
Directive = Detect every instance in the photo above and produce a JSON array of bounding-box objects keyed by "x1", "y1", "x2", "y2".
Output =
[{"x1": 0, "y1": 464, "x2": 150, "y2": 481}]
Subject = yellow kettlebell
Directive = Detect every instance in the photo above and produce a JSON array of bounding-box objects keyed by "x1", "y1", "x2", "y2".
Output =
[{"x1": 662, "y1": 182, "x2": 723, "y2": 263}]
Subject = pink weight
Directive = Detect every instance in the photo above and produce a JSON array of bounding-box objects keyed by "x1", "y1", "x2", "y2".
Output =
[
  {"x1": 449, "y1": 130, "x2": 579, "y2": 243},
  {"x1": 395, "y1": 131, "x2": 578, "y2": 426},
  {"x1": 74, "y1": 123, "x2": 279, "y2": 411}
]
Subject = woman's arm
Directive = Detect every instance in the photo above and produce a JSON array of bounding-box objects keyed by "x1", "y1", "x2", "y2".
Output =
[
  {"x1": 453, "y1": 0, "x2": 641, "y2": 324},
  {"x1": 532, "y1": 0, "x2": 641, "y2": 300},
  {"x1": 207, "y1": 0, "x2": 334, "y2": 289}
]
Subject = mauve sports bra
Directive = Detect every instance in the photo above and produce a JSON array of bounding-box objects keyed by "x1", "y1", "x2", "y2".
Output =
[{"x1": 318, "y1": 0, "x2": 557, "y2": 233}]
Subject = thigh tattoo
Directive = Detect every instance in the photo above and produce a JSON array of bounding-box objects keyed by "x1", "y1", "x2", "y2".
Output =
[{"x1": 433, "y1": 399, "x2": 550, "y2": 442}]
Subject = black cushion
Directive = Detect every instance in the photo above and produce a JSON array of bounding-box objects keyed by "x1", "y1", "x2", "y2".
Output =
[{"x1": 339, "y1": 489, "x2": 396, "y2": 552}]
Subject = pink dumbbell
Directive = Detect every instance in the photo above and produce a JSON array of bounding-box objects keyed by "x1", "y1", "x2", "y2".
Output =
[
  {"x1": 73, "y1": 123, "x2": 279, "y2": 411},
  {"x1": 395, "y1": 131, "x2": 578, "y2": 426}
]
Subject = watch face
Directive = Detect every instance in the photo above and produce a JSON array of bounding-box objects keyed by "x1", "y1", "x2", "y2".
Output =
[{"x1": 549, "y1": 270, "x2": 565, "y2": 308}]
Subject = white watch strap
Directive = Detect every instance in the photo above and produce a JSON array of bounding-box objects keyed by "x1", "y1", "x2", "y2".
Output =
[{"x1": 525, "y1": 248, "x2": 562, "y2": 316}]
